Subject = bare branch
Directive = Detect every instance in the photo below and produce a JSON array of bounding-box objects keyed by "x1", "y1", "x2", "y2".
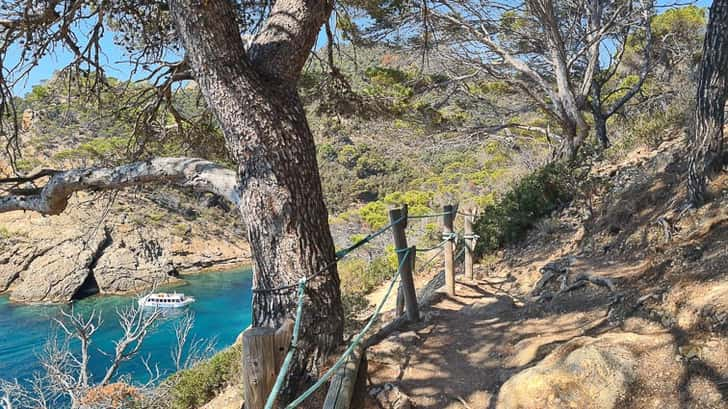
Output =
[
  {"x1": 100, "y1": 304, "x2": 162, "y2": 385},
  {"x1": 0, "y1": 157, "x2": 239, "y2": 215}
]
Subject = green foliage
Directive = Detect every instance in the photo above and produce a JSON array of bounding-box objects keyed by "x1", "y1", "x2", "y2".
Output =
[
  {"x1": 338, "y1": 255, "x2": 395, "y2": 295},
  {"x1": 13, "y1": 158, "x2": 42, "y2": 172},
  {"x1": 382, "y1": 190, "x2": 434, "y2": 215},
  {"x1": 474, "y1": 164, "x2": 573, "y2": 255},
  {"x1": 342, "y1": 292, "x2": 371, "y2": 331},
  {"x1": 54, "y1": 137, "x2": 130, "y2": 163},
  {"x1": 358, "y1": 201, "x2": 389, "y2": 229},
  {"x1": 627, "y1": 6, "x2": 706, "y2": 67},
  {"x1": 147, "y1": 211, "x2": 167, "y2": 223},
  {"x1": 317, "y1": 143, "x2": 337, "y2": 161},
  {"x1": 650, "y1": 5, "x2": 705, "y2": 37},
  {"x1": 364, "y1": 66, "x2": 411, "y2": 87},
  {"x1": 602, "y1": 75, "x2": 649, "y2": 106},
  {"x1": 167, "y1": 343, "x2": 243, "y2": 409},
  {"x1": 172, "y1": 223, "x2": 191, "y2": 237},
  {"x1": 0, "y1": 226, "x2": 10, "y2": 239},
  {"x1": 608, "y1": 94, "x2": 691, "y2": 159},
  {"x1": 27, "y1": 84, "x2": 50, "y2": 103}
]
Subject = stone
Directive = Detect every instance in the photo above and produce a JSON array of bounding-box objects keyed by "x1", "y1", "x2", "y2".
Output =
[
  {"x1": 21, "y1": 109, "x2": 35, "y2": 131},
  {"x1": 9, "y1": 233, "x2": 108, "y2": 303},
  {"x1": 93, "y1": 227, "x2": 179, "y2": 294},
  {"x1": 497, "y1": 328, "x2": 681, "y2": 409},
  {"x1": 370, "y1": 383, "x2": 412, "y2": 409}
]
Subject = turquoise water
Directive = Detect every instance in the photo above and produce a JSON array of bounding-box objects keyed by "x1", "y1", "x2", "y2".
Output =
[{"x1": 0, "y1": 267, "x2": 253, "y2": 384}]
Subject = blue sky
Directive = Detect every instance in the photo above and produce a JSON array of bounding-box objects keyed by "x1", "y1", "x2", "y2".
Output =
[
  {"x1": 6, "y1": 0, "x2": 712, "y2": 97},
  {"x1": 6, "y1": 16, "x2": 333, "y2": 97}
]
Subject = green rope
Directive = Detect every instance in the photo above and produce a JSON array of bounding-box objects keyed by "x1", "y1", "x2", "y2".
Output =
[
  {"x1": 415, "y1": 232, "x2": 459, "y2": 253},
  {"x1": 455, "y1": 246, "x2": 466, "y2": 262},
  {"x1": 255, "y1": 215, "x2": 407, "y2": 293},
  {"x1": 264, "y1": 279, "x2": 307, "y2": 409},
  {"x1": 260, "y1": 209, "x2": 465, "y2": 406},
  {"x1": 335, "y1": 215, "x2": 404, "y2": 259},
  {"x1": 417, "y1": 245, "x2": 445, "y2": 272},
  {"x1": 284, "y1": 247, "x2": 412, "y2": 408}
]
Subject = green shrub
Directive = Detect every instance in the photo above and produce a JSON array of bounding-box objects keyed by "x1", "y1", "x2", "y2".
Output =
[
  {"x1": 338, "y1": 255, "x2": 395, "y2": 294},
  {"x1": 172, "y1": 223, "x2": 191, "y2": 237},
  {"x1": 167, "y1": 343, "x2": 243, "y2": 409},
  {"x1": 342, "y1": 292, "x2": 371, "y2": 332},
  {"x1": 358, "y1": 201, "x2": 389, "y2": 229},
  {"x1": 474, "y1": 163, "x2": 573, "y2": 255}
]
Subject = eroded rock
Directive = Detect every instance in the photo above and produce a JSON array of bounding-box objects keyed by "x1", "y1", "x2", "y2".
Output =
[
  {"x1": 497, "y1": 327, "x2": 681, "y2": 409},
  {"x1": 9, "y1": 233, "x2": 108, "y2": 303},
  {"x1": 94, "y1": 227, "x2": 179, "y2": 294}
]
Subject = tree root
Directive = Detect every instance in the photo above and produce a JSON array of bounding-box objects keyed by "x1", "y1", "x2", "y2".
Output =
[
  {"x1": 655, "y1": 216, "x2": 674, "y2": 241},
  {"x1": 532, "y1": 267, "x2": 617, "y2": 303}
]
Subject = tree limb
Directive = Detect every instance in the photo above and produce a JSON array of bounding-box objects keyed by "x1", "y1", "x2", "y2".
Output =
[{"x1": 0, "y1": 157, "x2": 238, "y2": 215}]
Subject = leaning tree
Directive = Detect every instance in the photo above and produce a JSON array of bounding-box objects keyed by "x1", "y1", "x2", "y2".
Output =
[
  {"x1": 688, "y1": 0, "x2": 728, "y2": 205},
  {"x1": 0, "y1": 0, "x2": 343, "y2": 402},
  {"x1": 350, "y1": 0, "x2": 654, "y2": 158}
]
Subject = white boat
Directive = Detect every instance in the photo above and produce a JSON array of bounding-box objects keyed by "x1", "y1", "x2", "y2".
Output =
[{"x1": 138, "y1": 292, "x2": 195, "y2": 308}]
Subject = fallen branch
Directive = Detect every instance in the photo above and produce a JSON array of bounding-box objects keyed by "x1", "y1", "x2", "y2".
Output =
[{"x1": 555, "y1": 273, "x2": 617, "y2": 297}]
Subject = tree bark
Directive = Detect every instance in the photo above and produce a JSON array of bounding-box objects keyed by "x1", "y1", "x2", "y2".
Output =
[
  {"x1": 168, "y1": 0, "x2": 343, "y2": 402},
  {"x1": 688, "y1": 0, "x2": 728, "y2": 206},
  {"x1": 591, "y1": 82, "x2": 611, "y2": 149},
  {"x1": 0, "y1": 158, "x2": 238, "y2": 214},
  {"x1": 528, "y1": 0, "x2": 589, "y2": 160}
]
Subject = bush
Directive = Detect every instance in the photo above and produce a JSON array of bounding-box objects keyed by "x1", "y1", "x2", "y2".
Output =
[
  {"x1": 338, "y1": 255, "x2": 396, "y2": 295},
  {"x1": 474, "y1": 163, "x2": 573, "y2": 255},
  {"x1": 167, "y1": 343, "x2": 243, "y2": 409}
]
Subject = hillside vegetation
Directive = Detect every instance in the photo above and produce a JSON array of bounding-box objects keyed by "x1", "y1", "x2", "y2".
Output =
[{"x1": 0, "y1": 3, "x2": 721, "y2": 407}]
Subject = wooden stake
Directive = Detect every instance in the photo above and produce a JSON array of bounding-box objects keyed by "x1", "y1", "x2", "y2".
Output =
[
  {"x1": 243, "y1": 327, "x2": 277, "y2": 409},
  {"x1": 464, "y1": 208, "x2": 475, "y2": 280},
  {"x1": 389, "y1": 206, "x2": 420, "y2": 322},
  {"x1": 322, "y1": 344, "x2": 365, "y2": 409},
  {"x1": 273, "y1": 319, "x2": 294, "y2": 369},
  {"x1": 242, "y1": 321, "x2": 293, "y2": 409},
  {"x1": 443, "y1": 204, "x2": 455, "y2": 296}
]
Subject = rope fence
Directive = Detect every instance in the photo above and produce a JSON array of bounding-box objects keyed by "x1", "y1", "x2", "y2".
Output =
[{"x1": 243, "y1": 204, "x2": 480, "y2": 409}]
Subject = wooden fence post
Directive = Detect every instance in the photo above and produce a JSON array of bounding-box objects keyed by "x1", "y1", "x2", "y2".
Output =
[
  {"x1": 242, "y1": 321, "x2": 293, "y2": 409},
  {"x1": 464, "y1": 208, "x2": 476, "y2": 280},
  {"x1": 443, "y1": 204, "x2": 456, "y2": 296},
  {"x1": 243, "y1": 327, "x2": 277, "y2": 409},
  {"x1": 389, "y1": 206, "x2": 420, "y2": 322}
]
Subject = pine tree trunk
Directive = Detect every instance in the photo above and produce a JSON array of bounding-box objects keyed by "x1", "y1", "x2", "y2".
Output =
[
  {"x1": 169, "y1": 0, "x2": 343, "y2": 402},
  {"x1": 688, "y1": 0, "x2": 728, "y2": 205}
]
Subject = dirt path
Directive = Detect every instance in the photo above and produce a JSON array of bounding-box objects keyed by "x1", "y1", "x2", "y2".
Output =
[{"x1": 365, "y1": 267, "x2": 615, "y2": 409}]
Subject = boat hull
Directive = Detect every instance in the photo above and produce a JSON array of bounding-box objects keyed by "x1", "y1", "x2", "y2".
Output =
[{"x1": 138, "y1": 296, "x2": 195, "y2": 308}]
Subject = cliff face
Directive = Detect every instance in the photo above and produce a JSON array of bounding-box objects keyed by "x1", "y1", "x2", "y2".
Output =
[{"x1": 0, "y1": 192, "x2": 251, "y2": 304}]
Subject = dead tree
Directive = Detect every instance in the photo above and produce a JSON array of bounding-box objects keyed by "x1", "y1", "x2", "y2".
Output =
[{"x1": 423, "y1": 0, "x2": 654, "y2": 158}]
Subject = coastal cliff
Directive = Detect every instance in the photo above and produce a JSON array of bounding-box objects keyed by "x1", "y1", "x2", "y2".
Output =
[{"x1": 0, "y1": 191, "x2": 250, "y2": 304}]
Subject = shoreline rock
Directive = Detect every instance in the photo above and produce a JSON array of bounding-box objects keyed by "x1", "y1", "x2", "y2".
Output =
[{"x1": 0, "y1": 196, "x2": 251, "y2": 305}]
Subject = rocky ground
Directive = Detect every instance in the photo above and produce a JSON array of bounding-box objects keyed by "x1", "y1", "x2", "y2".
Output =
[
  {"x1": 0, "y1": 191, "x2": 250, "y2": 303},
  {"x1": 362, "y1": 135, "x2": 728, "y2": 408}
]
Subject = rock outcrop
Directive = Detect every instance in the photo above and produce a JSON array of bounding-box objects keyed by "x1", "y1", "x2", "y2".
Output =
[
  {"x1": 497, "y1": 323, "x2": 681, "y2": 409},
  {"x1": 0, "y1": 193, "x2": 250, "y2": 304},
  {"x1": 93, "y1": 226, "x2": 178, "y2": 295},
  {"x1": 10, "y1": 233, "x2": 109, "y2": 303}
]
